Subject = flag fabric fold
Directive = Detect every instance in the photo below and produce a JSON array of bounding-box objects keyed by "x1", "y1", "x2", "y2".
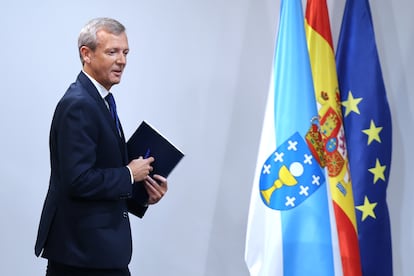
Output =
[
  {"x1": 305, "y1": 0, "x2": 362, "y2": 275},
  {"x1": 336, "y1": 0, "x2": 393, "y2": 275},
  {"x1": 245, "y1": 0, "x2": 338, "y2": 275}
]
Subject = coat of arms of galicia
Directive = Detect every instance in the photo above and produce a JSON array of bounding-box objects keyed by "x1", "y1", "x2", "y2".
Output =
[{"x1": 259, "y1": 127, "x2": 326, "y2": 211}]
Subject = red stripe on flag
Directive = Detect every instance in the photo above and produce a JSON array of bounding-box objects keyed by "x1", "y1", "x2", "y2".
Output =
[
  {"x1": 333, "y1": 202, "x2": 362, "y2": 276},
  {"x1": 305, "y1": 0, "x2": 333, "y2": 49}
]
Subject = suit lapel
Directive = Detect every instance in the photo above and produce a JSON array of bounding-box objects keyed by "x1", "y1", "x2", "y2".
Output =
[{"x1": 77, "y1": 72, "x2": 128, "y2": 164}]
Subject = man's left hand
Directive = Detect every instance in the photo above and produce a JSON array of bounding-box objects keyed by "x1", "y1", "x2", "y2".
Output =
[{"x1": 143, "y1": 175, "x2": 168, "y2": 205}]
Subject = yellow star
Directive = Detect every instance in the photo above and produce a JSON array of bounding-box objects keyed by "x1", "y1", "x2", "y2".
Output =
[
  {"x1": 368, "y1": 158, "x2": 386, "y2": 184},
  {"x1": 362, "y1": 120, "x2": 382, "y2": 145},
  {"x1": 356, "y1": 196, "x2": 377, "y2": 221},
  {"x1": 341, "y1": 90, "x2": 362, "y2": 117}
]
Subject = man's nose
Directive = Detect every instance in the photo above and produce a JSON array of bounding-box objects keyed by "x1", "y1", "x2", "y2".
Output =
[{"x1": 117, "y1": 53, "x2": 126, "y2": 64}]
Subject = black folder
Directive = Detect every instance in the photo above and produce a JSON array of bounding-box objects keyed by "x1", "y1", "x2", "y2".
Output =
[
  {"x1": 127, "y1": 121, "x2": 184, "y2": 178},
  {"x1": 126, "y1": 121, "x2": 184, "y2": 218}
]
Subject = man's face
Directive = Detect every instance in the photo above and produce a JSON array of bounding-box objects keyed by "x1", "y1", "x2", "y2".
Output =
[{"x1": 82, "y1": 30, "x2": 129, "y2": 90}]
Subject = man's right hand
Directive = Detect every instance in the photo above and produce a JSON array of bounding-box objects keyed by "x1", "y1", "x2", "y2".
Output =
[{"x1": 127, "y1": 157, "x2": 154, "y2": 182}]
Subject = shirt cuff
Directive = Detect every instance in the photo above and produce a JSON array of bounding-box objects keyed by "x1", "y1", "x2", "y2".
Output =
[{"x1": 126, "y1": 166, "x2": 134, "y2": 184}]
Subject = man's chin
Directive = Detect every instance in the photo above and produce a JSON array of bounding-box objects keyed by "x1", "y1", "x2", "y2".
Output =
[{"x1": 110, "y1": 78, "x2": 122, "y2": 86}]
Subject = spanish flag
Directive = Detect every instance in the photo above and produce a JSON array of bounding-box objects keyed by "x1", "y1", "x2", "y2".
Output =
[{"x1": 305, "y1": 0, "x2": 362, "y2": 275}]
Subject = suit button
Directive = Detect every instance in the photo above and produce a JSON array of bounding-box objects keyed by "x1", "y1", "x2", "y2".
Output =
[{"x1": 123, "y1": 211, "x2": 128, "y2": 218}]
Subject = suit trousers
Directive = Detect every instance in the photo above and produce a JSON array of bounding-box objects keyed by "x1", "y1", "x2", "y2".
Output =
[{"x1": 46, "y1": 261, "x2": 131, "y2": 276}]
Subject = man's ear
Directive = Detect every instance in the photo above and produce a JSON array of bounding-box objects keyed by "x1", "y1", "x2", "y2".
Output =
[{"x1": 80, "y1": 46, "x2": 91, "y2": 63}]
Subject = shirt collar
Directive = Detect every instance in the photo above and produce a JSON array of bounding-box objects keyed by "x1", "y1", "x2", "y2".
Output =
[{"x1": 82, "y1": 70, "x2": 110, "y2": 99}]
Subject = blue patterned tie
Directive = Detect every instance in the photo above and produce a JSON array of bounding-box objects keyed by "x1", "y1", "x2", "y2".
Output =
[{"x1": 105, "y1": 93, "x2": 121, "y2": 133}]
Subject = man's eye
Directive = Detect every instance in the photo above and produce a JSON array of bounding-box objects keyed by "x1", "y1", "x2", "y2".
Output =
[{"x1": 107, "y1": 50, "x2": 117, "y2": 55}]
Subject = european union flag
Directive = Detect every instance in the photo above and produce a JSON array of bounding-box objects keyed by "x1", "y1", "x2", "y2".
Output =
[{"x1": 336, "y1": 0, "x2": 393, "y2": 275}]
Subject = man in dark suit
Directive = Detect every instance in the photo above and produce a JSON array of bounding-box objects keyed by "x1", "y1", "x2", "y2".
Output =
[{"x1": 35, "y1": 17, "x2": 168, "y2": 276}]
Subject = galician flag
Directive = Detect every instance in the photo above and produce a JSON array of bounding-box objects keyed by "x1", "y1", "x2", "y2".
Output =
[{"x1": 245, "y1": 0, "x2": 340, "y2": 274}]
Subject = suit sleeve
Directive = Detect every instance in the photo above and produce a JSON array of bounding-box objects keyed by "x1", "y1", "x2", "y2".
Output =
[{"x1": 53, "y1": 98, "x2": 132, "y2": 201}]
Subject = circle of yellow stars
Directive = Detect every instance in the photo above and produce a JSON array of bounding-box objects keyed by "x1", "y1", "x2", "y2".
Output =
[{"x1": 342, "y1": 90, "x2": 388, "y2": 222}]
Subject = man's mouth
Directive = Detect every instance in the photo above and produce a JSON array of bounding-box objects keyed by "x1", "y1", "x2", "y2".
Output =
[{"x1": 112, "y1": 70, "x2": 123, "y2": 77}]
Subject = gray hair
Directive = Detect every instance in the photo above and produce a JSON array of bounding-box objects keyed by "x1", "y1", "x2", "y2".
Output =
[{"x1": 78, "y1": 17, "x2": 126, "y2": 64}]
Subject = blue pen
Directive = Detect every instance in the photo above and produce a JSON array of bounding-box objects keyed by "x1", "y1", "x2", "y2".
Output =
[{"x1": 144, "y1": 148, "x2": 151, "y2": 159}]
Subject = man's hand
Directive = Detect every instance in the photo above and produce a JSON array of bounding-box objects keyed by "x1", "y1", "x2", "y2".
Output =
[
  {"x1": 127, "y1": 157, "x2": 154, "y2": 182},
  {"x1": 144, "y1": 175, "x2": 168, "y2": 205}
]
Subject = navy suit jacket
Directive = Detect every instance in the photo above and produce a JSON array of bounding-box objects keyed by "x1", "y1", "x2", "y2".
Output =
[{"x1": 35, "y1": 72, "x2": 148, "y2": 269}]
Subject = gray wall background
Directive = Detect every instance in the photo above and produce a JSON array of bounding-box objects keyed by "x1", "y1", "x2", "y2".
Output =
[{"x1": 0, "y1": 0, "x2": 412, "y2": 275}]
